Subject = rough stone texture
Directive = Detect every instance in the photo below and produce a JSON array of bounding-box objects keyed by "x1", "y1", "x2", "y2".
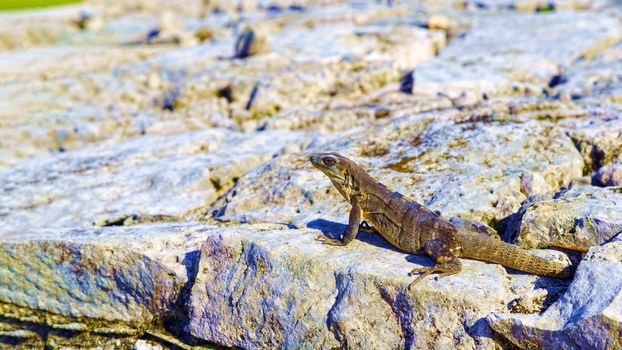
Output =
[
  {"x1": 2, "y1": 0, "x2": 622, "y2": 349},
  {"x1": 214, "y1": 114, "x2": 584, "y2": 228},
  {"x1": 505, "y1": 186, "x2": 622, "y2": 250},
  {"x1": 188, "y1": 227, "x2": 566, "y2": 349},
  {"x1": 487, "y1": 235, "x2": 622, "y2": 349},
  {"x1": 594, "y1": 163, "x2": 622, "y2": 186},
  {"x1": 0, "y1": 224, "x2": 211, "y2": 325},
  {"x1": 568, "y1": 117, "x2": 622, "y2": 172},
  {"x1": 0, "y1": 129, "x2": 304, "y2": 234}
]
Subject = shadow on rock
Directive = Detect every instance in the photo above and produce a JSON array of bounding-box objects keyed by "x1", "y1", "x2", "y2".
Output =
[
  {"x1": 307, "y1": 218, "x2": 403, "y2": 253},
  {"x1": 163, "y1": 249, "x2": 213, "y2": 347}
]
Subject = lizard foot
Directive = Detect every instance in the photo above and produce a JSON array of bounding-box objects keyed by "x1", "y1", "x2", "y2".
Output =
[
  {"x1": 315, "y1": 234, "x2": 346, "y2": 246},
  {"x1": 358, "y1": 221, "x2": 376, "y2": 234},
  {"x1": 408, "y1": 262, "x2": 461, "y2": 289}
]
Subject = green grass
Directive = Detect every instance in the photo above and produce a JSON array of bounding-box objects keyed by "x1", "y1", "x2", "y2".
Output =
[{"x1": 0, "y1": 0, "x2": 81, "y2": 11}]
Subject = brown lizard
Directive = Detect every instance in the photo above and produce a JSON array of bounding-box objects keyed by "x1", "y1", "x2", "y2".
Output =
[{"x1": 310, "y1": 152, "x2": 573, "y2": 288}]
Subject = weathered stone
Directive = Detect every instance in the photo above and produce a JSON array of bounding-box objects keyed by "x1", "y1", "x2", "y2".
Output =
[
  {"x1": 0, "y1": 224, "x2": 212, "y2": 325},
  {"x1": 2, "y1": 0, "x2": 622, "y2": 348},
  {"x1": 594, "y1": 163, "x2": 622, "y2": 187},
  {"x1": 0, "y1": 129, "x2": 304, "y2": 233},
  {"x1": 487, "y1": 235, "x2": 622, "y2": 349},
  {"x1": 234, "y1": 28, "x2": 271, "y2": 59},
  {"x1": 568, "y1": 117, "x2": 622, "y2": 172},
  {"x1": 214, "y1": 114, "x2": 583, "y2": 229},
  {"x1": 505, "y1": 186, "x2": 622, "y2": 250},
  {"x1": 187, "y1": 227, "x2": 566, "y2": 349},
  {"x1": 412, "y1": 12, "x2": 621, "y2": 104}
]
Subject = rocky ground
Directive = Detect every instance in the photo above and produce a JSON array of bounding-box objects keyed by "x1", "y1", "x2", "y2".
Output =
[{"x1": 1, "y1": 0, "x2": 621, "y2": 349}]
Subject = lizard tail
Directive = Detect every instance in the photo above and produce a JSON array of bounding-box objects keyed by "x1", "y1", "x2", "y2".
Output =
[{"x1": 456, "y1": 231, "x2": 574, "y2": 279}]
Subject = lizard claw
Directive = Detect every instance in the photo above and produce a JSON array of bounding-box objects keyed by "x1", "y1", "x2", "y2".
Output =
[
  {"x1": 408, "y1": 267, "x2": 436, "y2": 289},
  {"x1": 315, "y1": 234, "x2": 346, "y2": 246}
]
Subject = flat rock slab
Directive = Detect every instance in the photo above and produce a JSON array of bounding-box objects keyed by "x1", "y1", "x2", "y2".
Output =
[
  {"x1": 0, "y1": 128, "x2": 305, "y2": 234},
  {"x1": 487, "y1": 236, "x2": 622, "y2": 349},
  {"x1": 505, "y1": 186, "x2": 622, "y2": 249},
  {"x1": 214, "y1": 114, "x2": 584, "y2": 228},
  {"x1": 0, "y1": 223, "x2": 211, "y2": 327},
  {"x1": 187, "y1": 227, "x2": 568, "y2": 349},
  {"x1": 414, "y1": 12, "x2": 622, "y2": 103}
]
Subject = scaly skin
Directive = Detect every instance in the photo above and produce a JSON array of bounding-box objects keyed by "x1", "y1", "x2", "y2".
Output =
[{"x1": 310, "y1": 152, "x2": 573, "y2": 288}]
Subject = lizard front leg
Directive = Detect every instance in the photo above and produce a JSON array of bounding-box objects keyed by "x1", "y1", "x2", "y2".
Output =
[
  {"x1": 408, "y1": 238, "x2": 462, "y2": 289},
  {"x1": 316, "y1": 196, "x2": 361, "y2": 246}
]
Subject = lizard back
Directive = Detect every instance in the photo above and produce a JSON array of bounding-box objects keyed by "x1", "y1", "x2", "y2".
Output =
[{"x1": 352, "y1": 165, "x2": 457, "y2": 253}]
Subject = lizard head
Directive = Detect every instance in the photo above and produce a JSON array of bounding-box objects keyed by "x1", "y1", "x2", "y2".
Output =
[{"x1": 309, "y1": 152, "x2": 356, "y2": 200}]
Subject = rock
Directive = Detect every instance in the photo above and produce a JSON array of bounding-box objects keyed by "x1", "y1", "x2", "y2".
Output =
[
  {"x1": 234, "y1": 28, "x2": 271, "y2": 59},
  {"x1": 2, "y1": 1, "x2": 622, "y2": 348},
  {"x1": 188, "y1": 227, "x2": 544, "y2": 349},
  {"x1": 213, "y1": 115, "x2": 583, "y2": 229},
  {"x1": 487, "y1": 236, "x2": 622, "y2": 349},
  {"x1": 0, "y1": 129, "x2": 305, "y2": 233},
  {"x1": 134, "y1": 339, "x2": 166, "y2": 350},
  {"x1": 519, "y1": 171, "x2": 553, "y2": 196},
  {"x1": 0, "y1": 223, "x2": 210, "y2": 325},
  {"x1": 594, "y1": 163, "x2": 622, "y2": 187},
  {"x1": 556, "y1": 41, "x2": 622, "y2": 102},
  {"x1": 505, "y1": 186, "x2": 622, "y2": 250},
  {"x1": 75, "y1": 10, "x2": 105, "y2": 32},
  {"x1": 427, "y1": 14, "x2": 456, "y2": 31},
  {"x1": 568, "y1": 118, "x2": 622, "y2": 172},
  {"x1": 410, "y1": 11, "x2": 622, "y2": 108}
]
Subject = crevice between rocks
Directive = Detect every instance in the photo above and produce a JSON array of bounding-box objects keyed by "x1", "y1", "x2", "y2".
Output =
[
  {"x1": 377, "y1": 286, "x2": 415, "y2": 349},
  {"x1": 325, "y1": 271, "x2": 351, "y2": 349}
]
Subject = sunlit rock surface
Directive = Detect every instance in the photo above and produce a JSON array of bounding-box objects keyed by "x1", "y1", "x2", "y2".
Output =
[
  {"x1": 0, "y1": 129, "x2": 304, "y2": 233},
  {"x1": 1, "y1": 0, "x2": 622, "y2": 348},
  {"x1": 505, "y1": 186, "x2": 622, "y2": 250},
  {"x1": 188, "y1": 227, "x2": 564, "y2": 349},
  {"x1": 213, "y1": 114, "x2": 584, "y2": 227},
  {"x1": 487, "y1": 235, "x2": 622, "y2": 349}
]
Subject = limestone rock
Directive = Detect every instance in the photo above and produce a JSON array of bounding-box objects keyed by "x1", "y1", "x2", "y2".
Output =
[
  {"x1": 213, "y1": 115, "x2": 583, "y2": 228},
  {"x1": 568, "y1": 117, "x2": 622, "y2": 172},
  {"x1": 188, "y1": 227, "x2": 542, "y2": 349},
  {"x1": 0, "y1": 129, "x2": 305, "y2": 234},
  {"x1": 234, "y1": 28, "x2": 271, "y2": 59},
  {"x1": 594, "y1": 163, "x2": 622, "y2": 187},
  {"x1": 505, "y1": 186, "x2": 622, "y2": 249},
  {"x1": 487, "y1": 236, "x2": 622, "y2": 349},
  {"x1": 0, "y1": 223, "x2": 211, "y2": 325}
]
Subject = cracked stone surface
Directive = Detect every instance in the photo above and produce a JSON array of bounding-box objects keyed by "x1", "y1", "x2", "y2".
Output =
[
  {"x1": 213, "y1": 114, "x2": 584, "y2": 228},
  {"x1": 505, "y1": 186, "x2": 622, "y2": 250},
  {"x1": 0, "y1": 224, "x2": 210, "y2": 325},
  {"x1": 2, "y1": 0, "x2": 622, "y2": 348},
  {"x1": 487, "y1": 235, "x2": 622, "y2": 349},
  {"x1": 188, "y1": 227, "x2": 569, "y2": 349},
  {"x1": 0, "y1": 128, "x2": 304, "y2": 234}
]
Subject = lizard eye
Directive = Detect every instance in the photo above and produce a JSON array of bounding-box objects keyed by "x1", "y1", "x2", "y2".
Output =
[{"x1": 321, "y1": 156, "x2": 336, "y2": 167}]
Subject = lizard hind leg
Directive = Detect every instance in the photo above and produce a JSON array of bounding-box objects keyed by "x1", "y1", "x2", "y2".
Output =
[{"x1": 408, "y1": 238, "x2": 462, "y2": 289}]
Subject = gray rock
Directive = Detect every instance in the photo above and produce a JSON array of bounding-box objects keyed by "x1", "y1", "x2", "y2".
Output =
[
  {"x1": 0, "y1": 223, "x2": 210, "y2": 325},
  {"x1": 0, "y1": 129, "x2": 305, "y2": 234},
  {"x1": 188, "y1": 226, "x2": 551, "y2": 349},
  {"x1": 234, "y1": 27, "x2": 271, "y2": 59},
  {"x1": 594, "y1": 163, "x2": 622, "y2": 187},
  {"x1": 214, "y1": 115, "x2": 583, "y2": 229},
  {"x1": 413, "y1": 12, "x2": 622, "y2": 104},
  {"x1": 568, "y1": 118, "x2": 622, "y2": 172},
  {"x1": 505, "y1": 186, "x2": 622, "y2": 249},
  {"x1": 487, "y1": 236, "x2": 622, "y2": 349}
]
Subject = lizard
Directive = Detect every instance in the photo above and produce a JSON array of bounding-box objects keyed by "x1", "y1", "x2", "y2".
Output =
[{"x1": 309, "y1": 152, "x2": 574, "y2": 288}]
